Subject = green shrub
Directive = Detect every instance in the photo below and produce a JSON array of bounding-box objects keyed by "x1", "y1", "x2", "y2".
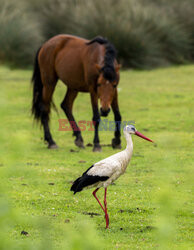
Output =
[
  {"x1": 27, "y1": 0, "x2": 77, "y2": 39},
  {"x1": 0, "y1": 0, "x2": 42, "y2": 67},
  {"x1": 142, "y1": 0, "x2": 194, "y2": 59},
  {"x1": 73, "y1": 0, "x2": 159, "y2": 68},
  {"x1": 74, "y1": 0, "x2": 191, "y2": 68}
]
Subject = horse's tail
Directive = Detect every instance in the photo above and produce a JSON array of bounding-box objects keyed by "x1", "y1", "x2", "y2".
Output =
[
  {"x1": 31, "y1": 47, "x2": 58, "y2": 123},
  {"x1": 31, "y1": 47, "x2": 43, "y2": 122}
]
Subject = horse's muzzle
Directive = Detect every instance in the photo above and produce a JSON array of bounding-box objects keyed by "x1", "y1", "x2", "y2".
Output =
[{"x1": 100, "y1": 107, "x2": 111, "y2": 117}]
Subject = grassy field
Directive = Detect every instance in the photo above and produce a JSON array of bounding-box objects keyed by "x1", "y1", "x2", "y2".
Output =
[{"x1": 0, "y1": 65, "x2": 193, "y2": 249}]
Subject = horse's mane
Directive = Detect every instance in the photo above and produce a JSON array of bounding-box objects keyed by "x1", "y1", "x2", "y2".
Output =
[{"x1": 86, "y1": 36, "x2": 117, "y2": 82}]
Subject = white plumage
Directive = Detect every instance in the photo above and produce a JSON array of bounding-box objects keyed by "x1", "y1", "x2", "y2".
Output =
[
  {"x1": 87, "y1": 131, "x2": 133, "y2": 187},
  {"x1": 71, "y1": 125, "x2": 153, "y2": 228}
]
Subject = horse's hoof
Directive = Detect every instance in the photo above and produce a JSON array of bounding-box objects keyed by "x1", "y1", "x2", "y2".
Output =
[
  {"x1": 74, "y1": 138, "x2": 85, "y2": 148},
  {"x1": 112, "y1": 138, "x2": 121, "y2": 149},
  {"x1": 48, "y1": 144, "x2": 58, "y2": 149},
  {"x1": 93, "y1": 145, "x2": 102, "y2": 152}
]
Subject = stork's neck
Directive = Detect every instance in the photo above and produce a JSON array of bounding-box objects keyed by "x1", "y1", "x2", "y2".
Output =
[{"x1": 124, "y1": 132, "x2": 133, "y2": 158}]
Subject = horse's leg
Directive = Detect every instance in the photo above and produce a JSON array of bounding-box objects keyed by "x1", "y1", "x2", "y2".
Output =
[
  {"x1": 61, "y1": 88, "x2": 84, "y2": 148},
  {"x1": 111, "y1": 89, "x2": 122, "y2": 149},
  {"x1": 90, "y1": 92, "x2": 101, "y2": 152},
  {"x1": 42, "y1": 84, "x2": 58, "y2": 149}
]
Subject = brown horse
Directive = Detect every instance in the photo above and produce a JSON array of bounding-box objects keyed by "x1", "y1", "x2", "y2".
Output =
[{"x1": 32, "y1": 34, "x2": 122, "y2": 152}]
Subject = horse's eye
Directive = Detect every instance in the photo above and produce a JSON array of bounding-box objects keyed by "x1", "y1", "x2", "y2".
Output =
[
  {"x1": 113, "y1": 85, "x2": 117, "y2": 88},
  {"x1": 97, "y1": 83, "x2": 101, "y2": 87}
]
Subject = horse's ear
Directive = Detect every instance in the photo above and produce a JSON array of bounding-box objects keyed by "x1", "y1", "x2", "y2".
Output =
[
  {"x1": 95, "y1": 64, "x2": 101, "y2": 72},
  {"x1": 116, "y1": 64, "x2": 122, "y2": 72}
]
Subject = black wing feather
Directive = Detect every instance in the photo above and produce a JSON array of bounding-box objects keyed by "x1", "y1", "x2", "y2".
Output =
[{"x1": 70, "y1": 165, "x2": 109, "y2": 194}]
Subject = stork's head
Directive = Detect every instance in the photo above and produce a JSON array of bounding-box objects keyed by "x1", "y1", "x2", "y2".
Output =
[{"x1": 124, "y1": 125, "x2": 153, "y2": 142}]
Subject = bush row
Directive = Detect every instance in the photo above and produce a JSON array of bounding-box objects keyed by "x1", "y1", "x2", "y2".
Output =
[{"x1": 0, "y1": 0, "x2": 194, "y2": 68}]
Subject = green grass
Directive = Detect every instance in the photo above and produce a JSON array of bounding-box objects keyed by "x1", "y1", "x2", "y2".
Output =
[{"x1": 0, "y1": 65, "x2": 193, "y2": 249}]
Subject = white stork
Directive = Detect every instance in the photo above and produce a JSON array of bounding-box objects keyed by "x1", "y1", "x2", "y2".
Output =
[{"x1": 71, "y1": 125, "x2": 153, "y2": 229}]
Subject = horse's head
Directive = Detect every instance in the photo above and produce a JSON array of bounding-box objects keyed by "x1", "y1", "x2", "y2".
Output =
[{"x1": 96, "y1": 64, "x2": 121, "y2": 117}]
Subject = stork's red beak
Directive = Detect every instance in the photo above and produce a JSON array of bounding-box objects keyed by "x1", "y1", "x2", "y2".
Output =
[{"x1": 135, "y1": 131, "x2": 154, "y2": 143}]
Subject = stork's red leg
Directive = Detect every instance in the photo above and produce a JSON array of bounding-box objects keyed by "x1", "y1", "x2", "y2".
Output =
[
  {"x1": 92, "y1": 188, "x2": 105, "y2": 212},
  {"x1": 104, "y1": 188, "x2": 109, "y2": 229}
]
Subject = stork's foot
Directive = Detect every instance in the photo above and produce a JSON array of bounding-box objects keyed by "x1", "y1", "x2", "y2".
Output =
[
  {"x1": 112, "y1": 138, "x2": 121, "y2": 149},
  {"x1": 74, "y1": 137, "x2": 84, "y2": 148},
  {"x1": 48, "y1": 143, "x2": 58, "y2": 149},
  {"x1": 93, "y1": 144, "x2": 102, "y2": 152}
]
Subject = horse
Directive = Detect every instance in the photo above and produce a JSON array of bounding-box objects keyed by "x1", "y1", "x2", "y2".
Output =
[{"x1": 32, "y1": 34, "x2": 122, "y2": 152}]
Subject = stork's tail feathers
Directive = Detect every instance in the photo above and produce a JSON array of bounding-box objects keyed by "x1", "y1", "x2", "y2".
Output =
[
  {"x1": 71, "y1": 177, "x2": 83, "y2": 194},
  {"x1": 70, "y1": 165, "x2": 109, "y2": 194}
]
